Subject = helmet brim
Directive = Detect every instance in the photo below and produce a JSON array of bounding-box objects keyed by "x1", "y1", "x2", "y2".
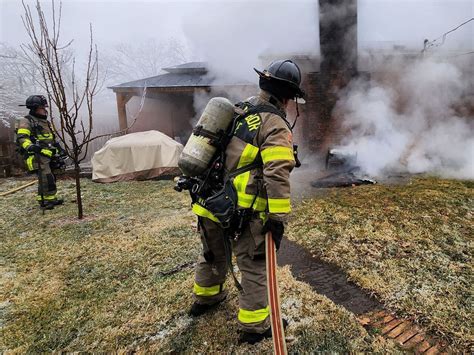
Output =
[
  {"x1": 254, "y1": 68, "x2": 306, "y2": 99},
  {"x1": 18, "y1": 104, "x2": 49, "y2": 108},
  {"x1": 254, "y1": 68, "x2": 269, "y2": 78}
]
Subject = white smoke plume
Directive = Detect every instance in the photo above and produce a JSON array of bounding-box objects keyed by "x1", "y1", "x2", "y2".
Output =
[
  {"x1": 335, "y1": 54, "x2": 474, "y2": 179},
  {"x1": 179, "y1": 1, "x2": 319, "y2": 82}
]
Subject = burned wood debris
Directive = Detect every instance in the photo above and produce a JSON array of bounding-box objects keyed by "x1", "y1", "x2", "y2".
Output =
[{"x1": 311, "y1": 148, "x2": 376, "y2": 188}]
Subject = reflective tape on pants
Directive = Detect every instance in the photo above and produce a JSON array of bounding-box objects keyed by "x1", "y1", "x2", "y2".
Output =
[
  {"x1": 193, "y1": 282, "x2": 223, "y2": 297},
  {"x1": 238, "y1": 306, "x2": 270, "y2": 324},
  {"x1": 36, "y1": 194, "x2": 56, "y2": 201}
]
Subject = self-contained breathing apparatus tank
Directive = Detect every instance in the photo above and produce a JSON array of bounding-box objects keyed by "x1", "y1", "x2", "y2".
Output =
[
  {"x1": 175, "y1": 94, "x2": 299, "y2": 227},
  {"x1": 178, "y1": 97, "x2": 235, "y2": 177}
]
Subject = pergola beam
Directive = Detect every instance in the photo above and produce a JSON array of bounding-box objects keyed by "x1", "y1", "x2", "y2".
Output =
[
  {"x1": 115, "y1": 92, "x2": 133, "y2": 131},
  {"x1": 111, "y1": 84, "x2": 257, "y2": 133}
]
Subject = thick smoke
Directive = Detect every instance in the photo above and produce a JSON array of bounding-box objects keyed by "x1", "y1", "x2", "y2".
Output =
[
  {"x1": 179, "y1": 1, "x2": 319, "y2": 82},
  {"x1": 335, "y1": 54, "x2": 474, "y2": 179}
]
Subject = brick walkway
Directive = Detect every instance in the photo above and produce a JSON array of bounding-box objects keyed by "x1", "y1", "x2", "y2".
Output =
[{"x1": 278, "y1": 238, "x2": 451, "y2": 353}]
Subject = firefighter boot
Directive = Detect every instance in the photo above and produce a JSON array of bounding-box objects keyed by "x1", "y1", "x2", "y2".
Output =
[
  {"x1": 188, "y1": 295, "x2": 227, "y2": 317},
  {"x1": 51, "y1": 198, "x2": 64, "y2": 206},
  {"x1": 38, "y1": 200, "x2": 55, "y2": 210},
  {"x1": 239, "y1": 318, "x2": 288, "y2": 345}
]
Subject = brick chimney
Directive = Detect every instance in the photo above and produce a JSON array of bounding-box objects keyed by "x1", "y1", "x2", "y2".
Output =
[{"x1": 301, "y1": 0, "x2": 357, "y2": 155}]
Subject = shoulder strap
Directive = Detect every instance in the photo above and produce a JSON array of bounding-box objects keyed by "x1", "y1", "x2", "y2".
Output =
[
  {"x1": 236, "y1": 102, "x2": 292, "y2": 131},
  {"x1": 45, "y1": 120, "x2": 56, "y2": 140},
  {"x1": 227, "y1": 160, "x2": 261, "y2": 179},
  {"x1": 225, "y1": 101, "x2": 292, "y2": 178},
  {"x1": 248, "y1": 104, "x2": 285, "y2": 118},
  {"x1": 25, "y1": 115, "x2": 39, "y2": 135}
]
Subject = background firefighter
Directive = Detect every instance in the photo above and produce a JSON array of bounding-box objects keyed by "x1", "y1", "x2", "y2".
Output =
[
  {"x1": 15, "y1": 95, "x2": 65, "y2": 209},
  {"x1": 188, "y1": 60, "x2": 305, "y2": 344}
]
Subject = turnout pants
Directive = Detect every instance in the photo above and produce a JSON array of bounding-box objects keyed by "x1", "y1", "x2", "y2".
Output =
[
  {"x1": 193, "y1": 216, "x2": 271, "y2": 334},
  {"x1": 25, "y1": 154, "x2": 57, "y2": 202}
]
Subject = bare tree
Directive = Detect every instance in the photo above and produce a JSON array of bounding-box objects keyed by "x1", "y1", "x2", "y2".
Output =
[
  {"x1": 21, "y1": 0, "x2": 104, "y2": 219},
  {"x1": 0, "y1": 43, "x2": 41, "y2": 125},
  {"x1": 103, "y1": 38, "x2": 189, "y2": 84}
]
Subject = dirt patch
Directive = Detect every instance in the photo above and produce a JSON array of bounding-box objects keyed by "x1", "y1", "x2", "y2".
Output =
[{"x1": 278, "y1": 238, "x2": 381, "y2": 315}]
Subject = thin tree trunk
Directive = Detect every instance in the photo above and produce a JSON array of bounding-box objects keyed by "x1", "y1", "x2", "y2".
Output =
[{"x1": 74, "y1": 162, "x2": 83, "y2": 219}]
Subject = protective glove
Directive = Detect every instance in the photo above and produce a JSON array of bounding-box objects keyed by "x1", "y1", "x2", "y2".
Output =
[
  {"x1": 50, "y1": 156, "x2": 66, "y2": 170},
  {"x1": 262, "y1": 218, "x2": 284, "y2": 250},
  {"x1": 53, "y1": 142, "x2": 67, "y2": 157},
  {"x1": 27, "y1": 144, "x2": 42, "y2": 154}
]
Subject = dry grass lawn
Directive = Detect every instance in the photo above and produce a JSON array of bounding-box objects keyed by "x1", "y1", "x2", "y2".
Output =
[{"x1": 1, "y1": 178, "x2": 400, "y2": 353}]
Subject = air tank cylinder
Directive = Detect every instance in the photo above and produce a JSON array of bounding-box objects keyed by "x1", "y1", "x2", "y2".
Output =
[{"x1": 178, "y1": 97, "x2": 235, "y2": 177}]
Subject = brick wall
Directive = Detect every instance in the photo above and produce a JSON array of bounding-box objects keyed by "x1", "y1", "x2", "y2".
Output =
[{"x1": 298, "y1": 72, "x2": 351, "y2": 156}]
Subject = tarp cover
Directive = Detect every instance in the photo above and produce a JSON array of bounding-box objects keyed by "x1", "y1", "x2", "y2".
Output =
[{"x1": 92, "y1": 130, "x2": 183, "y2": 183}]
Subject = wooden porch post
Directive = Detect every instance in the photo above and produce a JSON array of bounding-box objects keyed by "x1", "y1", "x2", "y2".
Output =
[{"x1": 115, "y1": 92, "x2": 133, "y2": 132}]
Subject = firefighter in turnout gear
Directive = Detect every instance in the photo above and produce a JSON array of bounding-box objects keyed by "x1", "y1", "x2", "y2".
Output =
[
  {"x1": 16, "y1": 95, "x2": 65, "y2": 209},
  {"x1": 188, "y1": 60, "x2": 305, "y2": 344}
]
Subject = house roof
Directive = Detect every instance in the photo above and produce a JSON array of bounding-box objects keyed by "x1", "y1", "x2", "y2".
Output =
[
  {"x1": 109, "y1": 62, "x2": 254, "y2": 90},
  {"x1": 162, "y1": 62, "x2": 207, "y2": 74}
]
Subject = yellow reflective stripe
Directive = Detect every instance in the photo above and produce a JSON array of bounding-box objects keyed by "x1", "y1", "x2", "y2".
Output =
[
  {"x1": 26, "y1": 155, "x2": 35, "y2": 171},
  {"x1": 21, "y1": 139, "x2": 33, "y2": 149},
  {"x1": 261, "y1": 146, "x2": 294, "y2": 164},
  {"x1": 233, "y1": 144, "x2": 259, "y2": 207},
  {"x1": 237, "y1": 144, "x2": 259, "y2": 168},
  {"x1": 268, "y1": 198, "x2": 291, "y2": 213},
  {"x1": 37, "y1": 194, "x2": 56, "y2": 201},
  {"x1": 236, "y1": 191, "x2": 267, "y2": 211},
  {"x1": 238, "y1": 306, "x2": 270, "y2": 324},
  {"x1": 37, "y1": 133, "x2": 53, "y2": 140},
  {"x1": 234, "y1": 171, "x2": 250, "y2": 195},
  {"x1": 192, "y1": 203, "x2": 219, "y2": 223},
  {"x1": 40, "y1": 149, "x2": 53, "y2": 157},
  {"x1": 17, "y1": 128, "x2": 31, "y2": 135},
  {"x1": 193, "y1": 282, "x2": 222, "y2": 297}
]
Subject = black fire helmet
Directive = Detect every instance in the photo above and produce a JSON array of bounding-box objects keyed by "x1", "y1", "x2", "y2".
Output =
[
  {"x1": 254, "y1": 59, "x2": 306, "y2": 101},
  {"x1": 19, "y1": 95, "x2": 49, "y2": 109}
]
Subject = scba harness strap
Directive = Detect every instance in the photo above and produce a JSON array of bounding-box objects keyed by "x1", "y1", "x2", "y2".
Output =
[
  {"x1": 192, "y1": 101, "x2": 289, "y2": 149},
  {"x1": 193, "y1": 101, "x2": 289, "y2": 223}
]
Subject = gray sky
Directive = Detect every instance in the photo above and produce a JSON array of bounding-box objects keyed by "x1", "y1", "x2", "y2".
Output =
[
  {"x1": 1, "y1": 0, "x2": 473, "y2": 80},
  {"x1": 1, "y1": 0, "x2": 472, "y2": 47}
]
